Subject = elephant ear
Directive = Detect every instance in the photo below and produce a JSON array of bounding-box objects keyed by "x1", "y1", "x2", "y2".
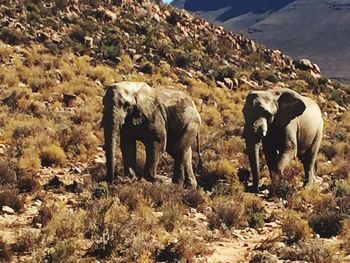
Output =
[
  {"x1": 242, "y1": 92, "x2": 258, "y2": 119},
  {"x1": 135, "y1": 83, "x2": 157, "y2": 121},
  {"x1": 100, "y1": 85, "x2": 115, "y2": 128},
  {"x1": 276, "y1": 91, "x2": 306, "y2": 126}
]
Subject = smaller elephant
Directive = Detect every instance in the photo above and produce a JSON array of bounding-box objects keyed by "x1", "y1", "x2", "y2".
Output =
[
  {"x1": 101, "y1": 81, "x2": 201, "y2": 188},
  {"x1": 242, "y1": 88, "x2": 323, "y2": 193}
]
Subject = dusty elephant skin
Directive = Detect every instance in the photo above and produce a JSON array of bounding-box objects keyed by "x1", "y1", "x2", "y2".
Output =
[
  {"x1": 101, "y1": 81, "x2": 201, "y2": 188},
  {"x1": 242, "y1": 88, "x2": 323, "y2": 193}
]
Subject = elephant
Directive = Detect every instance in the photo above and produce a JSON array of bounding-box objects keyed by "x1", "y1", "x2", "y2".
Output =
[
  {"x1": 101, "y1": 81, "x2": 201, "y2": 188},
  {"x1": 242, "y1": 88, "x2": 323, "y2": 193}
]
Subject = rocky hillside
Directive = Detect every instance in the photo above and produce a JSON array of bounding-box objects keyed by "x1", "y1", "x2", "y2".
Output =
[
  {"x1": 172, "y1": 0, "x2": 350, "y2": 82},
  {"x1": 0, "y1": 0, "x2": 350, "y2": 262}
]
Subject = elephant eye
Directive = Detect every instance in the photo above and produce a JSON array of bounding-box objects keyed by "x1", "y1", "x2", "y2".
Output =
[{"x1": 123, "y1": 101, "x2": 130, "y2": 109}]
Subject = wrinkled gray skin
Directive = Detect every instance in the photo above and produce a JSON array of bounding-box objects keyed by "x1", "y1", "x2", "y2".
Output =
[
  {"x1": 101, "y1": 81, "x2": 201, "y2": 188},
  {"x1": 242, "y1": 88, "x2": 323, "y2": 193}
]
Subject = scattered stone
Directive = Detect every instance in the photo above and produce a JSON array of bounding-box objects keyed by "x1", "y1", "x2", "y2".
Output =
[{"x1": 2, "y1": 206, "x2": 15, "y2": 214}]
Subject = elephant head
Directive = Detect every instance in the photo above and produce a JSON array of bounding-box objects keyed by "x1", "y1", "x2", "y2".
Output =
[
  {"x1": 242, "y1": 89, "x2": 306, "y2": 192},
  {"x1": 101, "y1": 82, "x2": 157, "y2": 182}
]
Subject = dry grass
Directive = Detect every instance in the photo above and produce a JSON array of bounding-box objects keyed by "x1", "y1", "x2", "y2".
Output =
[{"x1": 282, "y1": 210, "x2": 311, "y2": 244}]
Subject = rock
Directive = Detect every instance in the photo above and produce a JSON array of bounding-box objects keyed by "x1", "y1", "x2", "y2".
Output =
[
  {"x1": 216, "y1": 80, "x2": 226, "y2": 89},
  {"x1": 2, "y1": 206, "x2": 15, "y2": 214},
  {"x1": 84, "y1": 36, "x2": 93, "y2": 48},
  {"x1": 294, "y1": 59, "x2": 321, "y2": 74},
  {"x1": 153, "y1": 13, "x2": 160, "y2": 22}
]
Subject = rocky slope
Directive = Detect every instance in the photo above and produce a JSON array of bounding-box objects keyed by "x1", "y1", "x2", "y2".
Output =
[
  {"x1": 172, "y1": 0, "x2": 350, "y2": 82},
  {"x1": 0, "y1": 0, "x2": 350, "y2": 262}
]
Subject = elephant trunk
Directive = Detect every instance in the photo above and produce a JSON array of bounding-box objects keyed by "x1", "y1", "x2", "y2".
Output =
[
  {"x1": 247, "y1": 142, "x2": 260, "y2": 193},
  {"x1": 104, "y1": 125, "x2": 117, "y2": 183},
  {"x1": 102, "y1": 104, "x2": 118, "y2": 184}
]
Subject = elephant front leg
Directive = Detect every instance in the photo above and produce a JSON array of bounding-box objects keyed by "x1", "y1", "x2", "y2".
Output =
[
  {"x1": 144, "y1": 141, "x2": 163, "y2": 182},
  {"x1": 120, "y1": 132, "x2": 137, "y2": 178}
]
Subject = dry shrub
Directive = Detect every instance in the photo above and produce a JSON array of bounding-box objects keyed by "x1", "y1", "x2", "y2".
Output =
[
  {"x1": 160, "y1": 203, "x2": 184, "y2": 232},
  {"x1": 14, "y1": 229, "x2": 40, "y2": 253},
  {"x1": 201, "y1": 105, "x2": 221, "y2": 127},
  {"x1": 249, "y1": 251, "x2": 277, "y2": 263},
  {"x1": 208, "y1": 197, "x2": 245, "y2": 229},
  {"x1": 309, "y1": 211, "x2": 342, "y2": 238},
  {"x1": 0, "y1": 159, "x2": 17, "y2": 186},
  {"x1": 18, "y1": 148, "x2": 41, "y2": 170},
  {"x1": 117, "y1": 183, "x2": 150, "y2": 211},
  {"x1": 213, "y1": 137, "x2": 245, "y2": 161},
  {"x1": 287, "y1": 187, "x2": 326, "y2": 212},
  {"x1": 156, "y1": 233, "x2": 208, "y2": 263},
  {"x1": 182, "y1": 188, "x2": 207, "y2": 209},
  {"x1": 32, "y1": 204, "x2": 56, "y2": 227},
  {"x1": 272, "y1": 239, "x2": 334, "y2": 263},
  {"x1": 143, "y1": 182, "x2": 184, "y2": 208},
  {"x1": 44, "y1": 239, "x2": 78, "y2": 263},
  {"x1": 282, "y1": 210, "x2": 311, "y2": 244},
  {"x1": 308, "y1": 195, "x2": 343, "y2": 238},
  {"x1": 0, "y1": 190, "x2": 24, "y2": 212},
  {"x1": 340, "y1": 219, "x2": 350, "y2": 254},
  {"x1": 40, "y1": 144, "x2": 66, "y2": 166},
  {"x1": 86, "y1": 197, "x2": 162, "y2": 260},
  {"x1": 0, "y1": 237, "x2": 12, "y2": 262},
  {"x1": 17, "y1": 176, "x2": 40, "y2": 193},
  {"x1": 0, "y1": 67, "x2": 19, "y2": 87},
  {"x1": 43, "y1": 205, "x2": 87, "y2": 242},
  {"x1": 60, "y1": 124, "x2": 99, "y2": 161}
]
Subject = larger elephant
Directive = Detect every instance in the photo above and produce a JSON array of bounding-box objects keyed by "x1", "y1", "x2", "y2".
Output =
[
  {"x1": 242, "y1": 88, "x2": 323, "y2": 193},
  {"x1": 101, "y1": 81, "x2": 201, "y2": 188}
]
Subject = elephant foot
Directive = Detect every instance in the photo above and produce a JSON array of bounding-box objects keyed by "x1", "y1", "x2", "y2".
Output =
[
  {"x1": 184, "y1": 179, "x2": 197, "y2": 189},
  {"x1": 144, "y1": 174, "x2": 156, "y2": 183},
  {"x1": 304, "y1": 179, "x2": 315, "y2": 188}
]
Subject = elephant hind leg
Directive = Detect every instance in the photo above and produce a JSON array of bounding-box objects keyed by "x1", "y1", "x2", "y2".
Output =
[
  {"x1": 171, "y1": 148, "x2": 197, "y2": 188},
  {"x1": 183, "y1": 147, "x2": 197, "y2": 188},
  {"x1": 144, "y1": 141, "x2": 163, "y2": 182},
  {"x1": 302, "y1": 127, "x2": 323, "y2": 187},
  {"x1": 172, "y1": 151, "x2": 185, "y2": 185}
]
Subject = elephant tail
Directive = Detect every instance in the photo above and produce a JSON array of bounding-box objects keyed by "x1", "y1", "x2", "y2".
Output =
[{"x1": 196, "y1": 132, "x2": 202, "y2": 173}]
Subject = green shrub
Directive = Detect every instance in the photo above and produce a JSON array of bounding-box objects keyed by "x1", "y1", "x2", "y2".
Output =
[{"x1": 335, "y1": 180, "x2": 350, "y2": 197}]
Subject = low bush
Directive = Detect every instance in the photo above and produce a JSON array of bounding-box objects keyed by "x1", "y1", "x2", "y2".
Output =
[
  {"x1": 282, "y1": 211, "x2": 311, "y2": 244},
  {"x1": 0, "y1": 238, "x2": 12, "y2": 262},
  {"x1": 17, "y1": 176, "x2": 40, "y2": 193},
  {"x1": 0, "y1": 190, "x2": 24, "y2": 212},
  {"x1": 0, "y1": 159, "x2": 17, "y2": 186},
  {"x1": 208, "y1": 198, "x2": 245, "y2": 230},
  {"x1": 182, "y1": 188, "x2": 206, "y2": 209},
  {"x1": 160, "y1": 203, "x2": 184, "y2": 232},
  {"x1": 272, "y1": 239, "x2": 334, "y2": 263},
  {"x1": 156, "y1": 233, "x2": 208, "y2": 262},
  {"x1": 40, "y1": 144, "x2": 66, "y2": 166}
]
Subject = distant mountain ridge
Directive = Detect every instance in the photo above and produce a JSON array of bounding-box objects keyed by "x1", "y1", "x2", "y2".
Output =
[{"x1": 172, "y1": 0, "x2": 350, "y2": 82}]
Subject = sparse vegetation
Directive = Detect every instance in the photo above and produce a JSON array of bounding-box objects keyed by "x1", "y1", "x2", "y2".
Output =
[{"x1": 0, "y1": 0, "x2": 349, "y2": 261}]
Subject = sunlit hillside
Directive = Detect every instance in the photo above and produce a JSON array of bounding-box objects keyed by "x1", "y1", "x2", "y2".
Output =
[{"x1": 0, "y1": 0, "x2": 349, "y2": 262}]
